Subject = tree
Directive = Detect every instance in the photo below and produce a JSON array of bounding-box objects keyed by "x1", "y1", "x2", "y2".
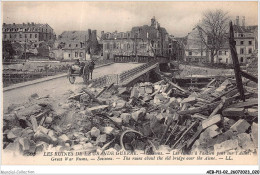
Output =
[
  {"x1": 2, "y1": 41, "x2": 15, "y2": 61},
  {"x1": 197, "y1": 9, "x2": 229, "y2": 63}
]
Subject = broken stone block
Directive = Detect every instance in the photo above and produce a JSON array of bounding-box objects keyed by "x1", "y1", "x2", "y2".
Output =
[
  {"x1": 7, "y1": 127, "x2": 23, "y2": 140},
  {"x1": 246, "y1": 108, "x2": 258, "y2": 117},
  {"x1": 78, "y1": 136, "x2": 89, "y2": 142},
  {"x1": 222, "y1": 108, "x2": 245, "y2": 117},
  {"x1": 145, "y1": 86, "x2": 154, "y2": 94},
  {"x1": 150, "y1": 115, "x2": 167, "y2": 138},
  {"x1": 250, "y1": 122, "x2": 258, "y2": 148},
  {"x1": 34, "y1": 130, "x2": 52, "y2": 144},
  {"x1": 230, "y1": 119, "x2": 250, "y2": 134},
  {"x1": 45, "y1": 116, "x2": 53, "y2": 124},
  {"x1": 143, "y1": 95, "x2": 152, "y2": 102},
  {"x1": 58, "y1": 134, "x2": 70, "y2": 143},
  {"x1": 157, "y1": 145, "x2": 171, "y2": 153},
  {"x1": 53, "y1": 125, "x2": 63, "y2": 134},
  {"x1": 20, "y1": 127, "x2": 34, "y2": 139},
  {"x1": 236, "y1": 133, "x2": 255, "y2": 150},
  {"x1": 154, "y1": 94, "x2": 167, "y2": 104},
  {"x1": 156, "y1": 113, "x2": 164, "y2": 121},
  {"x1": 72, "y1": 144, "x2": 84, "y2": 151},
  {"x1": 80, "y1": 94, "x2": 90, "y2": 103},
  {"x1": 138, "y1": 87, "x2": 146, "y2": 96},
  {"x1": 202, "y1": 114, "x2": 222, "y2": 129},
  {"x1": 130, "y1": 87, "x2": 139, "y2": 98},
  {"x1": 214, "y1": 139, "x2": 239, "y2": 153},
  {"x1": 201, "y1": 125, "x2": 222, "y2": 141},
  {"x1": 142, "y1": 122, "x2": 153, "y2": 136},
  {"x1": 111, "y1": 111, "x2": 121, "y2": 117},
  {"x1": 131, "y1": 108, "x2": 146, "y2": 121},
  {"x1": 90, "y1": 127, "x2": 100, "y2": 138},
  {"x1": 114, "y1": 144, "x2": 122, "y2": 151},
  {"x1": 18, "y1": 137, "x2": 30, "y2": 151},
  {"x1": 48, "y1": 130, "x2": 58, "y2": 143},
  {"x1": 121, "y1": 113, "x2": 131, "y2": 124},
  {"x1": 30, "y1": 116, "x2": 38, "y2": 132},
  {"x1": 97, "y1": 134, "x2": 106, "y2": 143},
  {"x1": 103, "y1": 127, "x2": 114, "y2": 135},
  {"x1": 110, "y1": 117, "x2": 122, "y2": 125},
  {"x1": 16, "y1": 104, "x2": 42, "y2": 118},
  {"x1": 113, "y1": 100, "x2": 126, "y2": 109},
  {"x1": 4, "y1": 139, "x2": 22, "y2": 154},
  {"x1": 181, "y1": 96, "x2": 196, "y2": 104},
  {"x1": 86, "y1": 105, "x2": 109, "y2": 114},
  {"x1": 223, "y1": 117, "x2": 236, "y2": 130},
  {"x1": 37, "y1": 126, "x2": 49, "y2": 135},
  {"x1": 118, "y1": 87, "x2": 128, "y2": 95}
]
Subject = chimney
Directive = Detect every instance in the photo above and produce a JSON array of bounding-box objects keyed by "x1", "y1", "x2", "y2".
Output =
[
  {"x1": 151, "y1": 16, "x2": 156, "y2": 27},
  {"x1": 28, "y1": 22, "x2": 30, "y2": 26},
  {"x1": 242, "y1": 16, "x2": 245, "y2": 27},
  {"x1": 92, "y1": 30, "x2": 97, "y2": 38},
  {"x1": 236, "y1": 16, "x2": 240, "y2": 26},
  {"x1": 88, "y1": 29, "x2": 91, "y2": 38},
  {"x1": 101, "y1": 31, "x2": 104, "y2": 36},
  {"x1": 3, "y1": 23, "x2": 6, "y2": 26},
  {"x1": 13, "y1": 23, "x2": 15, "y2": 25},
  {"x1": 23, "y1": 23, "x2": 25, "y2": 26},
  {"x1": 32, "y1": 22, "x2": 35, "y2": 26}
]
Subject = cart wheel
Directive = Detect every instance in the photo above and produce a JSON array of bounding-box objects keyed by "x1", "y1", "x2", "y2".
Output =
[{"x1": 69, "y1": 76, "x2": 76, "y2": 84}]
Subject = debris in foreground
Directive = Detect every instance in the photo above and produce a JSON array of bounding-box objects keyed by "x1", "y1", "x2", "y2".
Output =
[{"x1": 3, "y1": 76, "x2": 258, "y2": 156}]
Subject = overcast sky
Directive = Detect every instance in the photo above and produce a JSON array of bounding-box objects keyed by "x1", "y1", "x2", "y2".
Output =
[{"x1": 2, "y1": 1, "x2": 258, "y2": 37}]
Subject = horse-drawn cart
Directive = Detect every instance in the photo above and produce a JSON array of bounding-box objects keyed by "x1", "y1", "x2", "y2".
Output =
[{"x1": 67, "y1": 63, "x2": 90, "y2": 84}]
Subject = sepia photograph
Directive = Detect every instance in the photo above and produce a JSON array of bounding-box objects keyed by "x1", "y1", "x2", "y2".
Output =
[{"x1": 1, "y1": 0, "x2": 259, "y2": 173}]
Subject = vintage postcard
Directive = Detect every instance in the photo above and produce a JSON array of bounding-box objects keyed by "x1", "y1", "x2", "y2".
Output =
[{"x1": 1, "y1": 0, "x2": 259, "y2": 169}]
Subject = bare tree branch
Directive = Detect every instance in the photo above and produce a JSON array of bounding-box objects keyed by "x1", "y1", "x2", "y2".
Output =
[{"x1": 197, "y1": 9, "x2": 229, "y2": 63}]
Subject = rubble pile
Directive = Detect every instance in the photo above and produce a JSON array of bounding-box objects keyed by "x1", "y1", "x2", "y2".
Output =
[{"x1": 3, "y1": 76, "x2": 258, "y2": 156}]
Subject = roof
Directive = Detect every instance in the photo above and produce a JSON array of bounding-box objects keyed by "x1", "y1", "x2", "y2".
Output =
[
  {"x1": 59, "y1": 31, "x2": 90, "y2": 41},
  {"x1": 233, "y1": 25, "x2": 254, "y2": 33},
  {"x1": 54, "y1": 40, "x2": 87, "y2": 50},
  {"x1": 2, "y1": 23, "x2": 52, "y2": 31},
  {"x1": 175, "y1": 36, "x2": 188, "y2": 46},
  {"x1": 131, "y1": 25, "x2": 168, "y2": 41}
]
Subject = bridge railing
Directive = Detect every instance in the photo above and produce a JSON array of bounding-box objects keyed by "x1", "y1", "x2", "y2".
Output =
[
  {"x1": 114, "y1": 55, "x2": 156, "y2": 63},
  {"x1": 88, "y1": 60, "x2": 158, "y2": 87}
]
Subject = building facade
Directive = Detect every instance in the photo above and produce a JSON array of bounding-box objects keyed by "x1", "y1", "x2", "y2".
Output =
[
  {"x1": 51, "y1": 29, "x2": 99, "y2": 60},
  {"x1": 184, "y1": 16, "x2": 258, "y2": 65},
  {"x1": 168, "y1": 36, "x2": 185, "y2": 62},
  {"x1": 184, "y1": 27, "x2": 209, "y2": 63},
  {"x1": 101, "y1": 17, "x2": 169, "y2": 60},
  {"x1": 233, "y1": 18, "x2": 257, "y2": 64},
  {"x1": 2, "y1": 23, "x2": 55, "y2": 43}
]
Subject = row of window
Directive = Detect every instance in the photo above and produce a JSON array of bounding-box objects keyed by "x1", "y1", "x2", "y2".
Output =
[
  {"x1": 235, "y1": 40, "x2": 252, "y2": 45},
  {"x1": 188, "y1": 51, "x2": 206, "y2": 56},
  {"x1": 104, "y1": 42, "x2": 143, "y2": 50},
  {"x1": 67, "y1": 52, "x2": 84, "y2": 58},
  {"x1": 188, "y1": 48, "x2": 252, "y2": 56},
  {"x1": 4, "y1": 33, "x2": 38, "y2": 39},
  {"x1": 240, "y1": 57, "x2": 251, "y2": 63},
  {"x1": 239, "y1": 48, "x2": 252, "y2": 54},
  {"x1": 3, "y1": 28, "x2": 49, "y2": 32},
  {"x1": 67, "y1": 43, "x2": 84, "y2": 48}
]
